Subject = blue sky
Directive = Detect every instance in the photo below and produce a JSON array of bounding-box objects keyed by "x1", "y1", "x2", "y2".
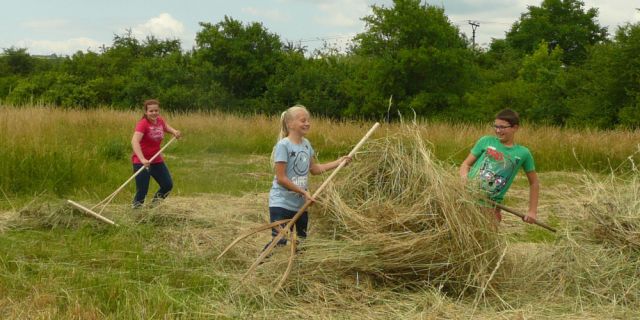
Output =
[{"x1": 1, "y1": 0, "x2": 637, "y2": 55}]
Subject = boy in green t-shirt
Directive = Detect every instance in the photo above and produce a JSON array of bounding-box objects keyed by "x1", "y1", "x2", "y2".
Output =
[{"x1": 459, "y1": 109, "x2": 540, "y2": 223}]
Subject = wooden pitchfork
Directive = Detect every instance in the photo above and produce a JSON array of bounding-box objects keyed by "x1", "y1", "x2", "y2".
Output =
[
  {"x1": 67, "y1": 137, "x2": 177, "y2": 226},
  {"x1": 217, "y1": 123, "x2": 380, "y2": 291}
]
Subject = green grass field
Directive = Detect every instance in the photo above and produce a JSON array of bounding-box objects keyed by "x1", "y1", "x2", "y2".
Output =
[{"x1": 1, "y1": 106, "x2": 640, "y2": 319}]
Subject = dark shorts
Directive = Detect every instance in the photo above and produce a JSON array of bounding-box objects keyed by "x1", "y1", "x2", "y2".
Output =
[{"x1": 268, "y1": 206, "x2": 308, "y2": 245}]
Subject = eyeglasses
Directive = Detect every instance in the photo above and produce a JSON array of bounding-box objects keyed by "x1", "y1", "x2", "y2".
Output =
[{"x1": 492, "y1": 124, "x2": 512, "y2": 130}]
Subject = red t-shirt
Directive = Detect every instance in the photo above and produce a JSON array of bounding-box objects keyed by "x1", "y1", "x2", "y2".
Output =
[{"x1": 132, "y1": 116, "x2": 167, "y2": 164}]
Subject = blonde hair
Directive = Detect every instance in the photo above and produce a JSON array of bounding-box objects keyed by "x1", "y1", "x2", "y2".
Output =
[
  {"x1": 271, "y1": 105, "x2": 310, "y2": 166},
  {"x1": 277, "y1": 104, "x2": 309, "y2": 141}
]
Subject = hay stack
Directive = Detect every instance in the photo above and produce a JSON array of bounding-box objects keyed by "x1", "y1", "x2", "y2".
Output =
[{"x1": 295, "y1": 125, "x2": 504, "y2": 294}]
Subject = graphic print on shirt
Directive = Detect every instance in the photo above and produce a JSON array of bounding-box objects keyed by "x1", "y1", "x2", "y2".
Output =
[
  {"x1": 290, "y1": 148, "x2": 310, "y2": 191},
  {"x1": 148, "y1": 125, "x2": 164, "y2": 141},
  {"x1": 477, "y1": 146, "x2": 521, "y2": 198}
]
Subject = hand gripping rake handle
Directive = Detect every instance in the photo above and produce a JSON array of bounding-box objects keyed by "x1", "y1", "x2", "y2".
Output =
[
  {"x1": 242, "y1": 122, "x2": 381, "y2": 280},
  {"x1": 490, "y1": 201, "x2": 557, "y2": 233}
]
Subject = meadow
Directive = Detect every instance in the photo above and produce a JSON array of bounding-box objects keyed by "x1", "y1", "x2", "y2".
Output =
[{"x1": 1, "y1": 105, "x2": 640, "y2": 319}]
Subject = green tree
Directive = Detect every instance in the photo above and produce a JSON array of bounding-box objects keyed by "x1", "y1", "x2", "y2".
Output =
[
  {"x1": 613, "y1": 23, "x2": 640, "y2": 128},
  {"x1": 194, "y1": 16, "x2": 283, "y2": 102},
  {"x1": 506, "y1": 0, "x2": 608, "y2": 65},
  {"x1": 565, "y1": 22, "x2": 640, "y2": 128},
  {"x1": 0, "y1": 47, "x2": 35, "y2": 76},
  {"x1": 349, "y1": 0, "x2": 474, "y2": 118},
  {"x1": 563, "y1": 42, "x2": 617, "y2": 128},
  {"x1": 518, "y1": 41, "x2": 568, "y2": 124},
  {"x1": 264, "y1": 50, "x2": 351, "y2": 117}
]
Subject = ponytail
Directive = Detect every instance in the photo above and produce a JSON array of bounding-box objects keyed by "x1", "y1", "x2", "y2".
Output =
[{"x1": 277, "y1": 111, "x2": 289, "y2": 141}]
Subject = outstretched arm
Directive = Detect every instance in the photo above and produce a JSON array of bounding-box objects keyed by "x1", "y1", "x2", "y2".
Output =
[
  {"x1": 164, "y1": 123, "x2": 182, "y2": 139},
  {"x1": 309, "y1": 156, "x2": 351, "y2": 175},
  {"x1": 524, "y1": 171, "x2": 540, "y2": 223}
]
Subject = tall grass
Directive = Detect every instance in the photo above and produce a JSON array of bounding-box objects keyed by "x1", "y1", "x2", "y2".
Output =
[{"x1": 1, "y1": 105, "x2": 639, "y2": 202}]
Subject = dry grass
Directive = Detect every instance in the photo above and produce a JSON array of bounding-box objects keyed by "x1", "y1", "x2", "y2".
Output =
[
  {"x1": 284, "y1": 125, "x2": 505, "y2": 298},
  {"x1": 578, "y1": 173, "x2": 640, "y2": 251},
  {"x1": 3, "y1": 176, "x2": 640, "y2": 318},
  {"x1": 4, "y1": 106, "x2": 640, "y2": 318}
]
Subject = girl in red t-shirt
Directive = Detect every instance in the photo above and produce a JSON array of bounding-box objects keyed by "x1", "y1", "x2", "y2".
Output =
[{"x1": 131, "y1": 99, "x2": 181, "y2": 208}]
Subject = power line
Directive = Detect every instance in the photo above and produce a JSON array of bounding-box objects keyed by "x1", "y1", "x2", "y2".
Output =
[
  {"x1": 294, "y1": 35, "x2": 353, "y2": 43},
  {"x1": 455, "y1": 19, "x2": 511, "y2": 25}
]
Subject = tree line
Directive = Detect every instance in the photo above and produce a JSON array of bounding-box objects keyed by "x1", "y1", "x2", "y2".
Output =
[{"x1": 1, "y1": 0, "x2": 639, "y2": 128}]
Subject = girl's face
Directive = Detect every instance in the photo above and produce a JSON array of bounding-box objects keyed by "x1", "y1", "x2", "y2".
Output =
[
  {"x1": 287, "y1": 110, "x2": 311, "y2": 136},
  {"x1": 145, "y1": 104, "x2": 160, "y2": 121}
]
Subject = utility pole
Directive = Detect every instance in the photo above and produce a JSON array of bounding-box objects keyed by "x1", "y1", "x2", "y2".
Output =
[{"x1": 468, "y1": 20, "x2": 480, "y2": 48}]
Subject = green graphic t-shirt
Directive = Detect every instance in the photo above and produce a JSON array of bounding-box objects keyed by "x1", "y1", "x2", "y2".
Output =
[{"x1": 467, "y1": 136, "x2": 535, "y2": 202}]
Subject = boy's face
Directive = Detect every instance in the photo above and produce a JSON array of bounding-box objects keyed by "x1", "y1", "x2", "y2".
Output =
[{"x1": 493, "y1": 119, "x2": 517, "y2": 144}]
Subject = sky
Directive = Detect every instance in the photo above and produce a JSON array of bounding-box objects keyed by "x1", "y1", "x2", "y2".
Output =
[{"x1": 1, "y1": 0, "x2": 638, "y2": 56}]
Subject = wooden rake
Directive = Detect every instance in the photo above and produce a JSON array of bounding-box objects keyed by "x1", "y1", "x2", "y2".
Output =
[
  {"x1": 490, "y1": 200, "x2": 557, "y2": 233},
  {"x1": 67, "y1": 137, "x2": 178, "y2": 226},
  {"x1": 217, "y1": 123, "x2": 380, "y2": 291}
]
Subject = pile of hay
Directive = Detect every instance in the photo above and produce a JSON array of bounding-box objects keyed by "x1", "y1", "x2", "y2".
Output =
[
  {"x1": 550, "y1": 172, "x2": 640, "y2": 306},
  {"x1": 288, "y1": 125, "x2": 505, "y2": 295},
  {"x1": 489, "y1": 171, "x2": 640, "y2": 309},
  {"x1": 580, "y1": 173, "x2": 640, "y2": 252}
]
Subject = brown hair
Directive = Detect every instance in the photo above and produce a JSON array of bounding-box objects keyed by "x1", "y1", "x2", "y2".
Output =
[
  {"x1": 142, "y1": 99, "x2": 160, "y2": 120},
  {"x1": 495, "y1": 109, "x2": 520, "y2": 127}
]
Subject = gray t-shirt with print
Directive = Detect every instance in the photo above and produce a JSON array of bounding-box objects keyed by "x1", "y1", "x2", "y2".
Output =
[{"x1": 268, "y1": 137, "x2": 315, "y2": 211}]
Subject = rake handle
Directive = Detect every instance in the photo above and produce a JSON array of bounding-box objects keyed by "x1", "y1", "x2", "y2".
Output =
[
  {"x1": 243, "y1": 122, "x2": 380, "y2": 276},
  {"x1": 491, "y1": 202, "x2": 556, "y2": 233},
  {"x1": 278, "y1": 122, "x2": 380, "y2": 238},
  {"x1": 312, "y1": 122, "x2": 380, "y2": 198},
  {"x1": 93, "y1": 136, "x2": 177, "y2": 210}
]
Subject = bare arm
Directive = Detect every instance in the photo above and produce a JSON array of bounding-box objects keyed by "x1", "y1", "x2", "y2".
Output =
[
  {"x1": 164, "y1": 122, "x2": 182, "y2": 139},
  {"x1": 275, "y1": 162, "x2": 314, "y2": 202},
  {"x1": 131, "y1": 132, "x2": 150, "y2": 167},
  {"x1": 309, "y1": 156, "x2": 351, "y2": 175},
  {"x1": 459, "y1": 153, "x2": 477, "y2": 183},
  {"x1": 523, "y1": 171, "x2": 540, "y2": 223}
]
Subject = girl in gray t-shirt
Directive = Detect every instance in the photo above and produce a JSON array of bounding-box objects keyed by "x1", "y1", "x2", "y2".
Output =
[{"x1": 265, "y1": 105, "x2": 350, "y2": 248}]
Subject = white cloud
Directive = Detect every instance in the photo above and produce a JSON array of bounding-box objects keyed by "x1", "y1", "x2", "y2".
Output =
[
  {"x1": 16, "y1": 37, "x2": 104, "y2": 55},
  {"x1": 21, "y1": 19, "x2": 69, "y2": 30},
  {"x1": 131, "y1": 13, "x2": 185, "y2": 39},
  {"x1": 584, "y1": 1, "x2": 639, "y2": 31},
  {"x1": 242, "y1": 7, "x2": 289, "y2": 22},
  {"x1": 314, "y1": 0, "x2": 372, "y2": 28}
]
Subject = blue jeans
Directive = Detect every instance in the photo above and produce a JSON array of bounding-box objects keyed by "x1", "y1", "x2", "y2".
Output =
[
  {"x1": 132, "y1": 162, "x2": 173, "y2": 207},
  {"x1": 267, "y1": 207, "x2": 308, "y2": 246}
]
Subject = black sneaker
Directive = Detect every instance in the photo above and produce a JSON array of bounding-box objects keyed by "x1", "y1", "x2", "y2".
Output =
[{"x1": 258, "y1": 241, "x2": 286, "y2": 264}]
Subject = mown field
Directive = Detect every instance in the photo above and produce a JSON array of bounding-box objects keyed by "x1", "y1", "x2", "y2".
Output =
[{"x1": 1, "y1": 105, "x2": 640, "y2": 319}]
